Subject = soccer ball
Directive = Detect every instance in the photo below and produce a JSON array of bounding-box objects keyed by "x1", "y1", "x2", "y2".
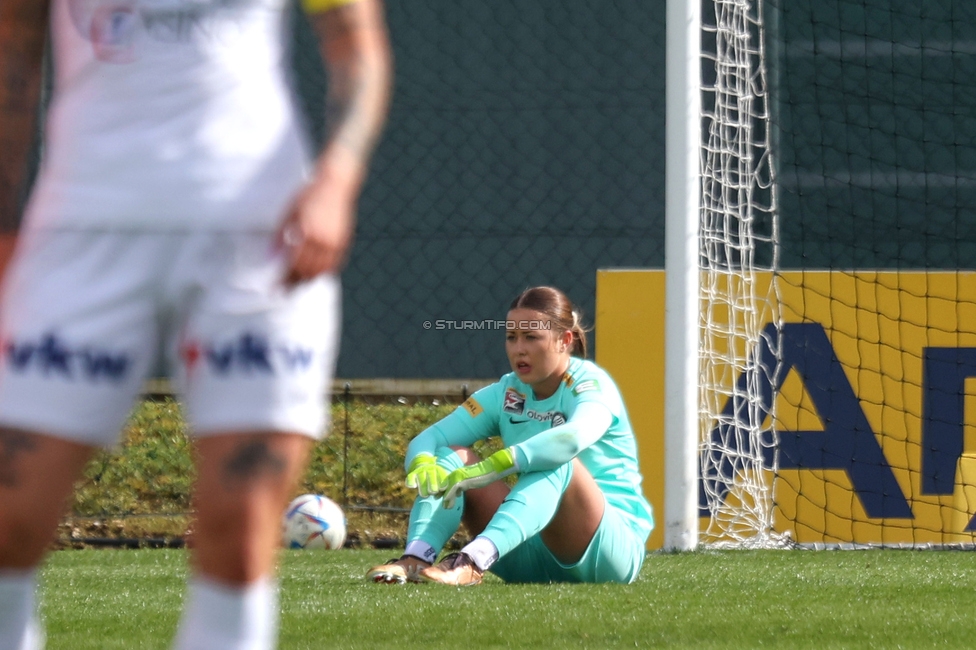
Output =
[{"x1": 282, "y1": 494, "x2": 347, "y2": 550}]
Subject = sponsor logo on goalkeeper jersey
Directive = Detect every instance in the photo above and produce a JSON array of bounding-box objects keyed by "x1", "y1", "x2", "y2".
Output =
[
  {"x1": 502, "y1": 388, "x2": 526, "y2": 414},
  {"x1": 4, "y1": 333, "x2": 131, "y2": 381},
  {"x1": 571, "y1": 379, "x2": 599, "y2": 396},
  {"x1": 509, "y1": 410, "x2": 566, "y2": 426},
  {"x1": 181, "y1": 332, "x2": 314, "y2": 376},
  {"x1": 460, "y1": 396, "x2": 483, "y2": 417}
]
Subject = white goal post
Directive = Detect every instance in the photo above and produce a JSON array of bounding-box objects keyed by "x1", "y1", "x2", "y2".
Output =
[
  {"x1": 663, "y1": 0, "x2": 703, "y2": 551},
  {"x1": 664, "y1": 0, "x2": 783, "y2": 550}
]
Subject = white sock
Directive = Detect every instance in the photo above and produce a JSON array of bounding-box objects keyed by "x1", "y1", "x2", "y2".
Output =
[
  {"x1": 172, "y1": 575, "x2": 278, "y2": 650},
  {"x1": 462, "y1": 536, "x2": 499, "y2": 572},
  {"x1": 0, "y1": 569, "x2": 44, "y2": 650},
  {"x1": 403, "y1": 540, "x2": 437, "y2": 564}
]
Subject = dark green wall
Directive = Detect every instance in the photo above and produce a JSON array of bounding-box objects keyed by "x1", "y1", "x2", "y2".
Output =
[
  {"x1": 34, "y1": 0, "x2": 971, "y2": 379},
  {"x1": 771, "y1": 0, "x2": 976, "y2": 269},
  {"x1": 298, "y1": 1, "x2": 668, "y2": 377}
]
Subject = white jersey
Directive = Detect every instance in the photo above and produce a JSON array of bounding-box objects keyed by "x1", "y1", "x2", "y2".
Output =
[{"x1": 26, "y1": 0, "x2": 313, "y2": 232}]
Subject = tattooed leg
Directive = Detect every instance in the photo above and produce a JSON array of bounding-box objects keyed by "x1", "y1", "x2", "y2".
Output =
[
  {"x1": 189, "y1": 432, "x2": 313, "y2": 585},
  {"x1": 221, "y1": 440, "x2": 287, "y2": 484},
  {"x1": 0, "y1": 429, "x2": 93, "y2": 568},
  {"x1": 0, "y1": 429, "x2": 37, "y2": 488}
]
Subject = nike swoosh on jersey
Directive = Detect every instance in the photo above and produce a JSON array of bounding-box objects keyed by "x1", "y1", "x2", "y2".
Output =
[{"x1": 508, "y1": 417, "x2": 529, "y2": 425}]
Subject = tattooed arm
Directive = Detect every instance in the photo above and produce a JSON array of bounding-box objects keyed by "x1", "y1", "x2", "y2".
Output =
[
  {"x1": 278, "y1": 0, "x2": 392, "y2": 284},
  {"x1": 0, "y1": 0, "x2": 48, "y2": 279},
  {"x1": 315, "y1": 0, "x2": 392, "y2": 179}
]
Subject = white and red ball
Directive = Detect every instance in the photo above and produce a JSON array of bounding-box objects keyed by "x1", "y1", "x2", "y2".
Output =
[{"x1": 282, "y1": 494, "x2": 347, "y2": 550}]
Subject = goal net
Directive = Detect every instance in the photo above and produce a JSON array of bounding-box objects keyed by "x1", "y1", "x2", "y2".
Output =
[
  {"x1": 696, "y1": 0, "x2": 976, "y2": 548},
  {"x1": 698, "y1": 0, "x2": 786, "y2": 548}
]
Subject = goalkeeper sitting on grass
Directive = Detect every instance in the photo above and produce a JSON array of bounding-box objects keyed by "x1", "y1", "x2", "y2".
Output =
[{"x1": 367, "y1": 286, "x2": 654, "y2": 586}]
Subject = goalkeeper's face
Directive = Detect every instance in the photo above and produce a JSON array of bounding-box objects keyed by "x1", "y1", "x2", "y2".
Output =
[{"x1": 505, "y1": 308, "x2": 573, "y2": 398}]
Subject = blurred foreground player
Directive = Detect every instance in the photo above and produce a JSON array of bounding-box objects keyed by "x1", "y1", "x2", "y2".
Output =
[{"x1": 0, "y1": 0, "x2": 391, "y2": 647}]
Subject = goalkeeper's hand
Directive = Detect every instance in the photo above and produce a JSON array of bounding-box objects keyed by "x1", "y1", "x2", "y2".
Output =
[
  {"x1": 405, "y1": 453, "x2": 449, "y2": 498},
  {"x1": 442, "y1": 448, "x2": 519, "y2": 509}
]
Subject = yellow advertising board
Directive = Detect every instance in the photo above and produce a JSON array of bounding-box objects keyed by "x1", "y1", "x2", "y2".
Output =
[{"x1": 596, "y1": 269, "x2": 976, "y2": 549}]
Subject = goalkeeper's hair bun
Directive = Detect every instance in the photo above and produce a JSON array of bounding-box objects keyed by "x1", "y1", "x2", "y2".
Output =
[{"x1": 509, "y1": 286, "x2": 589, "y2": 358}]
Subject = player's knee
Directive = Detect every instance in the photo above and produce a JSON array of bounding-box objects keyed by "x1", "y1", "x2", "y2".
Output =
[
  {"x1": 433, "y1": 446, "x2": 468, "y2": 473},
  {"x1": 447, "y1": 446, "x2": 480, "y2": 466}
]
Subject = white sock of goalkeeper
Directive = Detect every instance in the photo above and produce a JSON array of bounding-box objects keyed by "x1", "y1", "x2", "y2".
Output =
[
  {"x1": 403, "y1": 540, "x2": 437, "y2": 564},
  {"x1": 461, "y1": 536, "x2": 500, "y2": 572},
  {"x1": 172, "y1": 575, "x2": 277, "y2": 650},
  {"x1": 0, "y1": 568, "x2": 44, "y2": 650}
]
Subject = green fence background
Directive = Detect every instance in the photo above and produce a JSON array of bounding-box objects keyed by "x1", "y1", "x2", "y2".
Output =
[
  {"x1": 292, "y1": 0, "x2": 667, "y2": 378},
  {"x1": 770, "y1": 0, "x2": 976, "y2": 269}
]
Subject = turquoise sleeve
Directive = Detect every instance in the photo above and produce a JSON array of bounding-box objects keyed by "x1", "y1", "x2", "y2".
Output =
[
  {"x1": 510, "y1": 401, "x2": 614, "y2": 471},
  {"x1": 404, "y1": 382, "x2": 502, "y2": 471}
]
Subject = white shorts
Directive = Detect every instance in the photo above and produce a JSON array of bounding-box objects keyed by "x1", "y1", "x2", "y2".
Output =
[{"x1": 0, "y1": 229, "x2": 340, "y2": 447}]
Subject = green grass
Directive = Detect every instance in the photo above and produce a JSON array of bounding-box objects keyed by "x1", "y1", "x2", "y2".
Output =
[
  {"x1": 40, "y1": 548, "x2": 976, "y2": 649},
  {"x1": 48, "y1": 399, "x2": 976, "y2": 647}
]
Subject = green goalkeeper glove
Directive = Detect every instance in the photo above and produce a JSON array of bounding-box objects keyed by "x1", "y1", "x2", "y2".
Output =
[
  {"x1": 442, "y1": 448, "x2": 519, "y2": 509},
  {"x1": 405, "y1": 453, "x2": 449, "y2": 498}
]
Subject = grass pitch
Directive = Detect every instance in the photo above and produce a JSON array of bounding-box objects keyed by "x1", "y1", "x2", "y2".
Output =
[{"x1": 41, "y1": 547, "x2": 976, "y2": 649}]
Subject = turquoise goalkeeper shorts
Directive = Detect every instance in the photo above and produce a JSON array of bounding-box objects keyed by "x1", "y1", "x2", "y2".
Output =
[{"x1": 489, "y1": 501, "x2": 646, "y2": 584}]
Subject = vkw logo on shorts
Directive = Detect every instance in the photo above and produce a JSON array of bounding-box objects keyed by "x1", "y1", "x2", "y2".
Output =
[
  {"x1": 4, "y1": 333, "x2": 131, "y2": 382},
  {"x1": 182, "y1": 332, "x2": 315, "y2": 376}
]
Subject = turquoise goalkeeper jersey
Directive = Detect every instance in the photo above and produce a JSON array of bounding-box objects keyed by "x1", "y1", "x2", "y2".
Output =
[{"x1": 406, "y1": 357, "x2": 655, "y2": 541}]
